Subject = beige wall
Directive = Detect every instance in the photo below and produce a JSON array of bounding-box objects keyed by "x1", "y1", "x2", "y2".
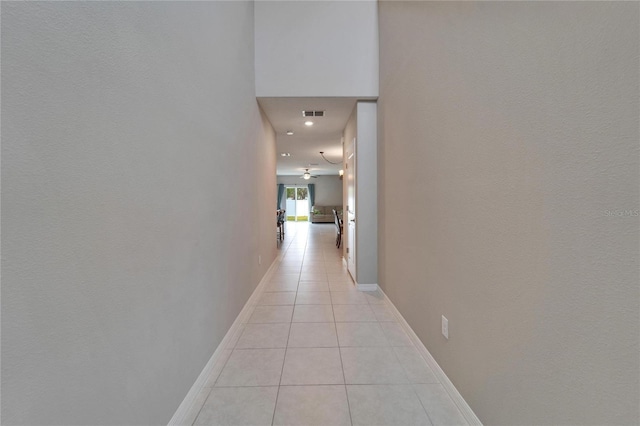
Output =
[
  {"x1": 255, "y1": 0, "x2": 378, "y2": 97},
  {"x1": 356, "y1": 102, "x2": 378, "y2": 286},
  {"x1": 378, "y1": 2, "x2": 639, "y2": 425},
  {"x1": 1, "y1": 2, "x2": 276, "y2": 424}
]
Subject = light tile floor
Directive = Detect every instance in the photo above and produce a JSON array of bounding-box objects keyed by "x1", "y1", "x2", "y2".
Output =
[{"x1": 190, "y1": 222, "x2": 469, "y2": 426}]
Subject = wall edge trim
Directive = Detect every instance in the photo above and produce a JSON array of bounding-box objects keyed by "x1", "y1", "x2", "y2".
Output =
[
  {"x1": 381, "y1": 288, "x2": 483, "y2": 426},
  {"x1": 167, "y1": 257, "x2": 279, "y2": 426},
  {"x1": 356, "y1": 283, "x2": 379, "y2": 291}
]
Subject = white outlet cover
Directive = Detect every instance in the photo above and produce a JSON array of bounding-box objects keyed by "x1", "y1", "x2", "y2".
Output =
[{"x1": 442, "y1": 315, "x2": 449, "y2": 339}]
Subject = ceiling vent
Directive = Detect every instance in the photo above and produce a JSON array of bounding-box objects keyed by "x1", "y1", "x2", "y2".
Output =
[{"x1": 302, "y1": 110, "x2": 325, "y2": 117}]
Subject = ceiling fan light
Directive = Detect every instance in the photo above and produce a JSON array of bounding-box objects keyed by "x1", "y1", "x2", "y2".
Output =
[{"x1": 303, "y1": 172, "x2": 311, "y2": 180}]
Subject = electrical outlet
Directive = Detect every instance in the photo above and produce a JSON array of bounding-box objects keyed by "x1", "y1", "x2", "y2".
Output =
[
  {"x1": 258, "y1": 255, "x2": 262, "y2": 265},
  {"x1": 442, "y1": 315, "x2": 449, "y2": 339}
]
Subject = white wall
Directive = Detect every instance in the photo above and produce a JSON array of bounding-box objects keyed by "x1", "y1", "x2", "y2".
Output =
[
  {"x1": 342, "y1": 107, "x2": 357, "y2": 261},
  {"x1": 255, "y1": 0, "x2": 378, "y2": 98},
  {"x1": 355, "y1": 102, "x2": 378, "y2": 286},
  {"x1": 277, "y1": 175, "x2": 343, "y2": 208},
  {"x1": 378, "y1": 2, "x2": 639, "y2": 424},
  {"x1": 1, "y1": 2, "x2": 277, "y2": 424}
]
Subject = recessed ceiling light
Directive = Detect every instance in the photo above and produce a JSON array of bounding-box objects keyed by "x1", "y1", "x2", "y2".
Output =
[
  {"x1": 304, "y1": 121, "x2": 314, "y2": 126},
  {"x1": 280, "y1": 153, "x2": 291, "y2": 157},
  {"x1": 286, "y1": 130, "x2": 294, "y2": 136}
]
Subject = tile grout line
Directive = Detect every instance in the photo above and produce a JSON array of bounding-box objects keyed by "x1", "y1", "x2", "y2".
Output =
[
  {"x1": 332, "y1": 284, "x2": 354, "y2": 426},
  {"x1": 413, "y1": 383, "x2": 436, "y2": 426},
  {"x1": 270, "y1": 222, "x2": 308, "y2": 426},
  {"x1": 189, "y1": 387, "x2": 213, "y2": 426},
  {"x1": 300, "y1": 224, "x2": 351, "y2": 424}
]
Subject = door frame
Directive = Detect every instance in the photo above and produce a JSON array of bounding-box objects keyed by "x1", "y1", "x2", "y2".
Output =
[{"x1": 345, "y1": 136, "x2": 356, "y2": 280}]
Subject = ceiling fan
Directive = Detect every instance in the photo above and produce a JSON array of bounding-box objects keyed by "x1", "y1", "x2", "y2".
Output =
[{"x1": 299, "y1": 168, "x2": 318, "y2": 180}]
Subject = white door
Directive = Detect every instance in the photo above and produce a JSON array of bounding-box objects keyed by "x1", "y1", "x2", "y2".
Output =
[{"x1": 346, "y1": 137, "x2": 356, "y2": 279}]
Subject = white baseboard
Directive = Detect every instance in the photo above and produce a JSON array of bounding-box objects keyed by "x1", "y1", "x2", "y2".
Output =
[
  {"x1": 168, "y1": 258, "x2": 279, "y2": 426},
  {"x1": 356, "y1": 282, "x2": 379, "y2": 292},
  {"x1": 381, "y1": 288, "x2": 483, "y2": 426}
]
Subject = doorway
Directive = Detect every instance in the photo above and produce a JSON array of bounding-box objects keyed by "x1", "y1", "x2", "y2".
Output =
[{"x1": 285, "y1": 186, "x2": 309, "y2": 221}]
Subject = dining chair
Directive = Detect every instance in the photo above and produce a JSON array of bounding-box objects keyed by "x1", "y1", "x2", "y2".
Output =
[
  {"x1": 277, "y1": 209, "x2": 286, "y2": 241},
  {"x1": 332, "y1": 209, "x2": 343, "y2": 248}
]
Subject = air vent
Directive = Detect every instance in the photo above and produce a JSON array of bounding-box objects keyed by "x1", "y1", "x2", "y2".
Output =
[{"x1": 302, "y1": 110, "x2": 325, "y2": 117}]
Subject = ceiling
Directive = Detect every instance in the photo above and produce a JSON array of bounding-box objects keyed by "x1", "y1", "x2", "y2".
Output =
[{"x1": 257, "y1": 97, "x2": 357, "y2": 176}]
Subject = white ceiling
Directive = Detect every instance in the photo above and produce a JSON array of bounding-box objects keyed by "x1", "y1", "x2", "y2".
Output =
[{"x1": 257, "y1": 97, "x2": 357, "y2": 176}]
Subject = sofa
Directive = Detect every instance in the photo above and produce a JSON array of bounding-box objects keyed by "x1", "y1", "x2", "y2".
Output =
[{"x1": 310, "y1": 206, "x2": 342, "y2": 223}]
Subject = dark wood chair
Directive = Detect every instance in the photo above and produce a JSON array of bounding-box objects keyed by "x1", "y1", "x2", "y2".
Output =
[
  {"x1": 277, "y1": 210, "x2": 286, "y2": 241},
  {"x1": 332, "y1": 209, "x2": 343, "y2": 248}
]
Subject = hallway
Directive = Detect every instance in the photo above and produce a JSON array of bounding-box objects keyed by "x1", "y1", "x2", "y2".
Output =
[
  {"x1": 3, "y1": 2, "x2": 638, "y2": 424},
  {"x1": 185, "y1": 222, "x2": 468, "y2": 426}
]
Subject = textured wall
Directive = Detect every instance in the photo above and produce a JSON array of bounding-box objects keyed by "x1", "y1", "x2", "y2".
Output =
[
  {"x1": 1, "y1": 2, "x2": 276, "y2": 424},
  {"x1": 378, "y1": 2, "x2": 639, "y2": 424},
  {"x1": 355, "y1": 102, "x2": 378, "y2": 286},
  {"x1": 255, "y1": 0, "x2": 378, "y2": 98}
]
